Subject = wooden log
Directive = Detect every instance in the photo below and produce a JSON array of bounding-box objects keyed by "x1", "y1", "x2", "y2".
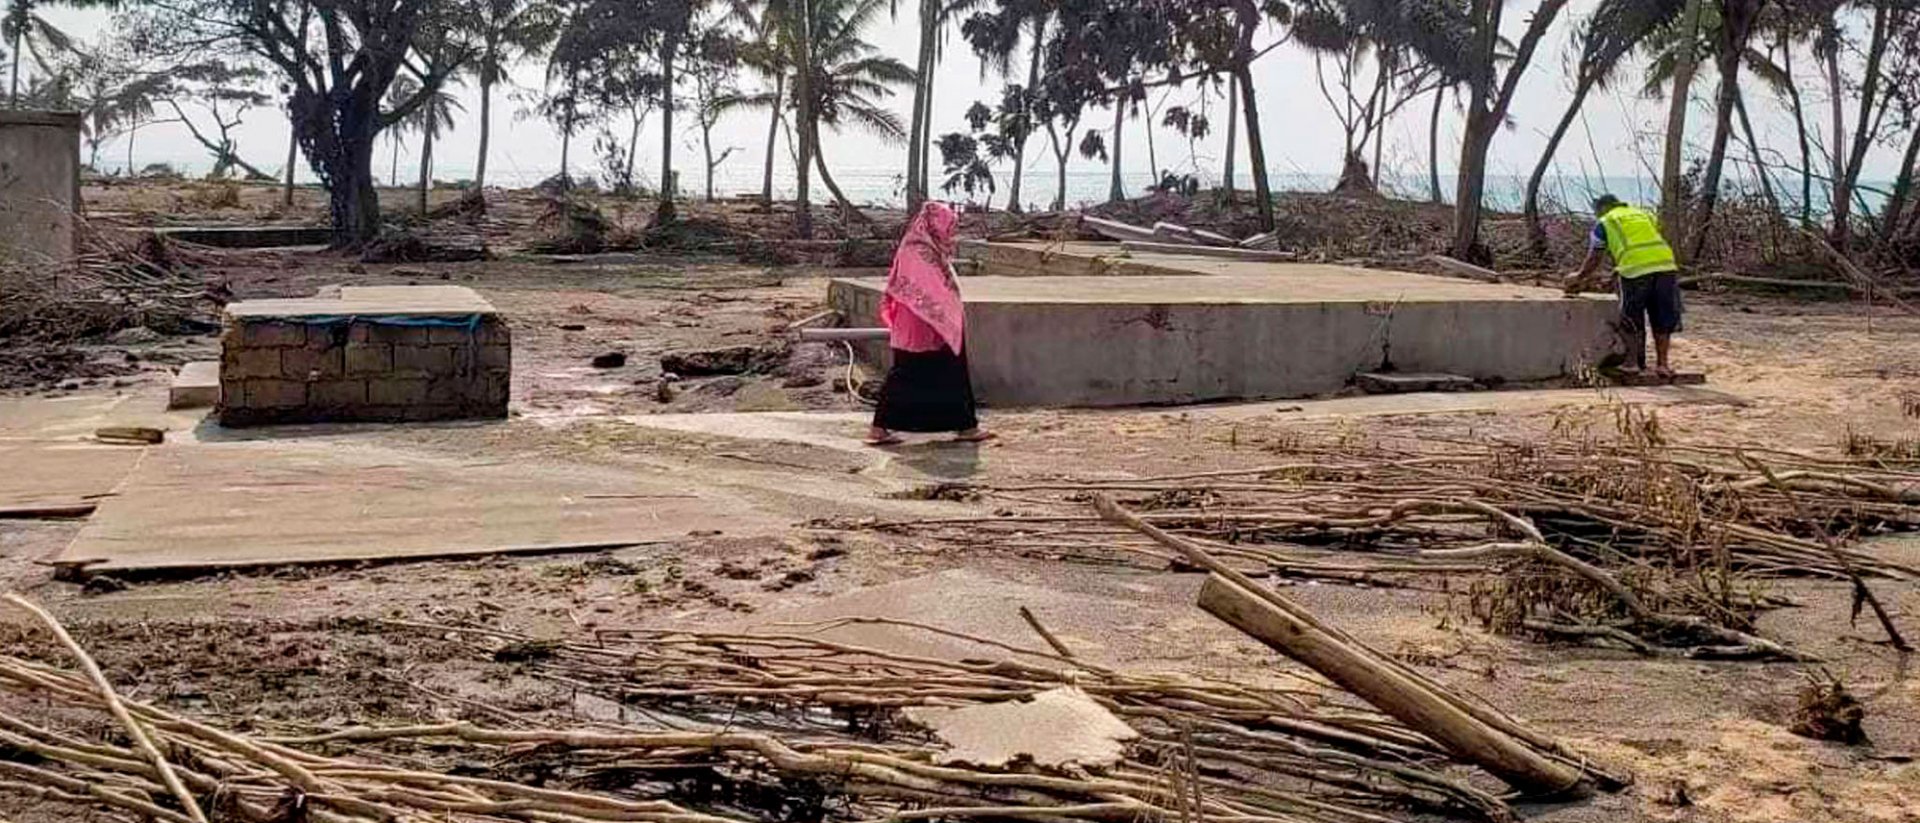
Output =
[
  {"x1": 1426, "y1": 255, "x2": 1501, "y2": 283},
  {"x1": 1238, "y1": 231, "x2": 1279, "y2": 250},
  {"x1": 94, "y1": 426, "x2": 164, "y2": 445},
  {"x1": 1196, "y1": 574, "x2": 1586, "y2": 796},
  {"x1": 1150, "y1": 223, "x2": 1201, "y2": 245},
  {"x1": 1119, "y1": 241, "x2": 1297, "y2": 262},
  {"x1": 0, "y1": 503, "x2": 97, "y2": 520}
]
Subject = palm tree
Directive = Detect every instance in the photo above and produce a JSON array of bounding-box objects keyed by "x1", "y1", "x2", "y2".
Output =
[
  {"x1": 904, "y1": 0, "x2": 984, "y2": 212},
  {"x1": 6, "y1": 0, "x2": 73, "y2": 106},
  {"x1": 472, "y1": 0, "x2": 561, "y2": 192},
  {"x1": 408, "y1": 76, "x2": 464, "y2": 213},
  {"x1": 712, "y1": 39, "x2": 790, "y2": 207},
  {"x1": 808, "y1": 0, "x2": 913, "y2": 209},
  {"x1": 1522, "y1": 0, "x2": 1686, "y2": 257}
]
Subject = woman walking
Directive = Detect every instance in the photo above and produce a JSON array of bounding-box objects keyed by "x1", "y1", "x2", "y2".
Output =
[{"x1": 866, "y1": 202, "x2": 993, "y2": 446}]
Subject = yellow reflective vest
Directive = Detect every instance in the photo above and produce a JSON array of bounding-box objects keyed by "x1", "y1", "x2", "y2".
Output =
[{"x1": 1598, "y1": 205, "x2": 1679, "y2": 278}]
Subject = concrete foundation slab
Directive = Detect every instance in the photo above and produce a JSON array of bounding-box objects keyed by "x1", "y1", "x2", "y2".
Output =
[
  {"x1": 0, "y1": 443, "x2": 142, "y2": 511},
  {"x1": 0, "y1": 110, "x2": 81, "y2": 266},
  {"x1": 56, "y1": 439, "x2": 782, "y2": 573},
  {"x1": 169, "y1": 361, "x2": 220, "y2": 409},
  {"x1": 830, "y1": 259, "x2": 1619, "y2": 407}
]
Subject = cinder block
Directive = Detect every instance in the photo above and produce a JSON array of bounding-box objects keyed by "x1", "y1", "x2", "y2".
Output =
[
  {"x1": 428, "y1": 324, "x2": 474, "y2": 344},
  {"x1": 242, "y1": 321, "x2": 306, "y2": 347},
  {"x1": 281, "y1": 344, "x2": 344, "y2": 380},
  {"x1": 246, "y1": 379, "x2": 308, "y2": 408},
  {"x1": 485, "y1": 373, "x2": 512, "y2": 407},
  {"x1": 392, "y1": 344, "x2": 453, "y2": 375},
  {"x1": 344, "y1": 343, "x2": 392, "y2": 375},
  {"x1": 478, "y1": 320, "x2": 511, "y2": 346},
  {"x1": 310, "y1": 379, "x2": 368, "y2": 407},
  {"x1": 225, "y1": 347, "x2": 281, "y2": 379},
  {"x1": 368, "y1": 378, "x2": 430, "y2": 405},
  {"x1": 169, "y1": 361, "x2": 221, "y2": 409},
  {"x1": 352, "y1": 322, "x2": 430, "y2": 345},
  {"x1": 425, "y1": 377, "x2": 476, "y2": 404},
  {"x1": 479, "y1": 344, "x2": 511, "y2": 370}
]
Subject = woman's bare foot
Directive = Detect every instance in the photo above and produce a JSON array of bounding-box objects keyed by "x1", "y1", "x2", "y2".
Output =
[
  {"x1": 954, "y1": 429, "x2": 996, "y2": 443},
  {"x1": 865, "y1": 427, "x2": 903, "y2": 446}
]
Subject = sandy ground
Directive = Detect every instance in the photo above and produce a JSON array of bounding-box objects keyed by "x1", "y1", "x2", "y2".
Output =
[{"x1": 5, "y1": 230, "x2": 1920, "y2": 822}]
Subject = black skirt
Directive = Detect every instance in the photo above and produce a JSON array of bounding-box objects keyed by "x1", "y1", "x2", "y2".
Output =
[{"x1": 873, "y1": 347, "x2": 979, "y2": 433}]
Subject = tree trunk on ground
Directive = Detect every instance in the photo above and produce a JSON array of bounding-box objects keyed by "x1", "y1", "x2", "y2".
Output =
[
  {"x1": 1108, "y1": 101, "x2": 1125, "y2": 203},
  {"x1": 1525, "y1": 75, "x2": 1598, "y2": 258},
  {"x1": 657, "y1": 31, "x2": 681, "y2": 224},
  {"x1": 1684, "y1": 0, "x2": 1760, "y2": 264},
  {"x1": 906, "y1": 0, "x2": 936, "y2": 213},
  {"x1": 1235, "y1": 65, "x2": 1274, "y2": 231},
  {"x1": 1427, "y1": 85, "x2": 1444, "y2": 203},
  {"x1": 1834, "y1": 3, "x2": 1891, "y2": 247},
  {"x1": 761, "y1": 73, "x2": 783, "y2": 206},
  {"x1": 1005, "y1": 15, "x2": 1044, "y2": 213},
  {"x1": 417, "y1": 126, "x2": 433, "y2": 214},
  {"x1": 1223, "y1": 73, "x2": 1237, "y2": 198},
  {"x1": 476, "y1": 74, "x2": 494, "y2": 190},
  {"x1": 1659, "y1": 0, "x2": 1705, "y2": 250}
]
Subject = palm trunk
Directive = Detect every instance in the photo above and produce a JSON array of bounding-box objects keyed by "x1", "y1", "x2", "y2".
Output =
[
  {"x1": 812, "y1": 126, "x2": 867, "y2": 220},
  {"x1": 1524, "y1": 75, "x2": 1597, "y2": 258},
  {"x1": 792, "y1": 0, "x2": 815, "y2": 239},
  {"x1": 1450, "y1": 0, "x2": 1501, "y2": 262},
  {"x1": 1005, "y1": 15, "x2": 1044, "y2": 213},
  {"x1": 476, "y1": 74, "x2": 494, "y2": 189},
  {"x1": 1222, "y1": 74, "x2": 1237, "y2": 197},
  {"x1": 1733, "y1": 91, "x2": 1777, "y2": 214},
  {"x1": 390, "y1": 134, "x2": 400, "y2": 187},
  {"x1": 1834, "y1": 4, "x2": 1891, "y2": 246},
  {"x1": 626, "y1": 107, "x2": 642, "y2": 188},
  {"x1": 1684, "y1": 0, "x2": 1759, "y2": 264},
  {"x1": 1780, "y1": 38, "x2": 1812, "y2": 226},
  {"x1": 702, "y1": 119, "x2": 715, "y2": 201},
  {"x1": 418, "y1": 126, "x2": 433, "y2": 214},
  {"x1": 8, "y1": 31, "x2": 20, "y2": 105},
  {"x1": 905, "y1": 0, "x2": 937, "y2": 212},
  {"x1": 126, "y1": 123, "x2": 135, "y2": 176},
  {"x1": 1659, "y1": 0, "x2": 1705, "y2": 247},
  {"x1": 1876, "y1": 124, "x2": 1920, "y2": 246},
  {"x1": 1369, "y1": 66, "x2": 1388, "y2": 189},
  {"x1": 282, "y1": 115, "x2": 298, "y2": 207},
  {"x1": 1824, "y1": 45, "x2": 1846, "y2": 228},
  {"x1": 1107, "y1": 101, "x2": 1124, "y2": 203},
  {"x1": 760, "y1": 72, "x2": 783, "y2": 206},
  {"x1": 1144, "y1": 101, "x2": 1159, "y2": 188},
  {"x1": 1234, "y1": 64, "x2": 1273, "y2": 231},
  {"x1": 657, "y1": 30, "x2": 680, "y2": 223},
  {"x1": 1427, "y1": 85, "x2": 1444, "y2": 203}
]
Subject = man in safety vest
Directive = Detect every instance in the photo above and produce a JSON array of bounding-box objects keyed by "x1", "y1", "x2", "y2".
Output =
[{"x1": 1564, "y1": 194, "x2": 1683, "y2": 378}]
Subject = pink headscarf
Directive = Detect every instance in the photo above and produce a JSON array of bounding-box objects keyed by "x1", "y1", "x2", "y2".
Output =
[{"x1": 882, "y1": 201, "x2": 965, "y2": 353}]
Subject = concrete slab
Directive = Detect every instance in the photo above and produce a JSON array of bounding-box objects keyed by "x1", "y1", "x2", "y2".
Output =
[
  {"x1": 225, "y1": 285, "x2": 497, "y2": 318},
  {"x1": 168, "y1": 361, "x2": 220, "y2": 409},
  {"x1": 0, "y1": 442, "x2": 144, "y2": 510},
  {"x1": 831, "y1": 267, "x2": 1618, "y2": 407},
  {"x1": 57, "y1": 439, "x2": 782, "y2": 573}
]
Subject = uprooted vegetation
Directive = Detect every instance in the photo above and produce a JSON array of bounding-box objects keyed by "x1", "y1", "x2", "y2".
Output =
[{"x1": 827, "y1": 408, "x2": 1918, "y2": 661}]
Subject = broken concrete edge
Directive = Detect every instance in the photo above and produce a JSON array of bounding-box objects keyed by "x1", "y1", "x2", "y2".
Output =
[
  {"x1": 0, "y1": 109, "x2": 83, "y2": 127},
  {"x1": 50, "y1": 539, "x2": 661, "y2": 582}
]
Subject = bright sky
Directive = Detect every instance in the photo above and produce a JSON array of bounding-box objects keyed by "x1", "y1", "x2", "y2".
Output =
[{"x1": 33, "y1": 1, "x2": 1903, "y2": 204}]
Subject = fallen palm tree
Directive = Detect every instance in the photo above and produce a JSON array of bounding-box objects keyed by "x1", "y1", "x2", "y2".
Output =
[{"x1": 0, "y1": 595, "x2": 1616, "y2": 823}]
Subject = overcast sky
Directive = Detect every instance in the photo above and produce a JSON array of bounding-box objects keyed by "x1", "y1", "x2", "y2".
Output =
[{"x1": 35, "y1": 1, "x2": 1903, "y2": 206}]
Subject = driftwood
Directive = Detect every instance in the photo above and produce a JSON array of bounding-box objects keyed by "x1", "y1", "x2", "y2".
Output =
[
  {"x1": 1121, "y1": 241, "x2": 1298, "y2": 262},
  {"x1": 1426, "y1": 255, "x2": 1501, "y2": 283},
  {"x1": 1081, "y1": 216, "x2": 1157, "y2": 243},
  {"x1": 1094, "y1": 495, "x2": 1597, "y2": 798},
  {"x1": 1804, "y1": 229, "x2": 1920, "y2": 316}
]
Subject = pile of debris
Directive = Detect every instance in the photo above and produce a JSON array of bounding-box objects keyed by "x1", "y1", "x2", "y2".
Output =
[
  {"x1": 0, "y1": 230, "x2": 221, "y2": 342},
  {"x1": 831, "y1": 424, "x2": 1918, "y2": 659},
  {"x1": 0, "y1": 592, "x2": 1614, "y2": 823}
]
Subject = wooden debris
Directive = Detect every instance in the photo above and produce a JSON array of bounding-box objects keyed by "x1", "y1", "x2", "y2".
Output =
[
  {"x1": 1239, "y1": 231, "x2": 1280, "y2": 250},
  {"x1": 92, "y1": 426, "x2": 163, "y2": 445},
  {"x1": 1081, "y1": 216, "x2": 1157, "y2": 242},
  {"x1": 1426, "y1": 255, "x2": 1501, "y2": 283},
  {"x1": 1120, "y1": 241, "x2": 1298, "y2": 262}
]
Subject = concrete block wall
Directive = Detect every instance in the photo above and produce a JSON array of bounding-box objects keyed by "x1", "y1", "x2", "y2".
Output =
[
  {"x1": 217, "y1": 316, "x2": 510, "y2": 426},
  {"x1": 0, "y1": 110, "x2": 81, "y2": 266}
]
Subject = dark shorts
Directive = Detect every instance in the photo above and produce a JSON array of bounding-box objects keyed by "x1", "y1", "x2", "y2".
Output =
[{"x1": 1618, "y1": 272, "x2": 1683, "y2": 335}]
